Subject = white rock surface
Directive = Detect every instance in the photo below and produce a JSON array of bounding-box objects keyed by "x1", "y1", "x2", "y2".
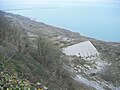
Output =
[{"x1": 63, "y1": 41, "x2": 99, "y2": 60}]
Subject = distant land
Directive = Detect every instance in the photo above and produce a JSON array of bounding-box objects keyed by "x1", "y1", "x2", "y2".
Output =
[{"x1": 1, "y1": 7, "x2": 59, "y2": 11}]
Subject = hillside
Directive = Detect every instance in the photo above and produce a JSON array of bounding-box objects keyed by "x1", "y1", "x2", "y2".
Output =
[{"x1": 0, "y1": 10, "x2": 120, "y2": 90}]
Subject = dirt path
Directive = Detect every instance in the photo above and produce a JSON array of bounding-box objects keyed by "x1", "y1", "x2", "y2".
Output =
[{"x1": 20, "y1": 21, "x2": 39, "y2": 35}]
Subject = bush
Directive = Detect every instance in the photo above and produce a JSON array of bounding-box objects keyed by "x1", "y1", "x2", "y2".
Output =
[
  {"x1": 99, "y1": 62, "x2": 120, "y2": 87},
  {"x1": 34, "y1": 37, "x2": 62, "y2": 72},
  {"x1": 0, "y1": 54, "x2": 47, "y2": 90}
]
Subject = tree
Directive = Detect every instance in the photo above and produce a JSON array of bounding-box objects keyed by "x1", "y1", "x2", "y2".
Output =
[{"x1": 35, "y1": 37, "x2": 62, "y2": 74}]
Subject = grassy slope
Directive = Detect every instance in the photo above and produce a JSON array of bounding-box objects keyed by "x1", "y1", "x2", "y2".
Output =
[
  {"x1": 0, "y1": 10, "x2": 120, "y2": 89},
  {"x1": 0, "y1": 10, "x2": 95, "y2": 90}
]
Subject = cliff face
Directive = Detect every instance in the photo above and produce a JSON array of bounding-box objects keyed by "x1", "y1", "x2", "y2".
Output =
[{"x1": 0, "y1": 10, "x2": 120, "y2": 90}]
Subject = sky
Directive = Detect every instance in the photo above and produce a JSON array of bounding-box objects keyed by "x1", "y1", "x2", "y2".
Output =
[
  {"x1": 1, "y1": 0, "x2": 120, "y2": 5},
  {"x1": 1, "y1": 0, "x2": 120, "y2": 11},
  {"x1": 0, "y1": 0, "x2": 120, "y2": 8}
]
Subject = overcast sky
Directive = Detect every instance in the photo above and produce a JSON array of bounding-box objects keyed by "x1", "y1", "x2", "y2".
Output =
[
  {"x1": 1, "y1": 0, "x2": 120, "y2": 4},
  {"x1": 0, "y1": 0, "x2": 120, "y2": 8}
]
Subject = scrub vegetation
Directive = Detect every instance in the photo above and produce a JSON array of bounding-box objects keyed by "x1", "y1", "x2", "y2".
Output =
[{"x1": 0, "y1": 10, "x2": 120, "y2": 90}]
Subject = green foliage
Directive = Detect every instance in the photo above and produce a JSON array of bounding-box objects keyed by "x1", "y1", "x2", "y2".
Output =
[
  {"x1": 0, "y1": 54, "x2": 47, "y2": 90},
  {"x1": 0, "y1": 54, "x2": 34, "y2": 90},
  {"x1": 99, "y1": 61, "x2": 120, "y2": 87},
  {"x1": 34, "y1": 37, "x2": 62, "y2": 72},
  {"x1": 0, "y1": 72, "x2": 32, "y2": 90}
]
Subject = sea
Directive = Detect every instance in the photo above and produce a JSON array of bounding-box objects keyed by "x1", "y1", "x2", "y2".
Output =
[{"x1": 0, "y1": 2, "x2": 120, "y2": 42}]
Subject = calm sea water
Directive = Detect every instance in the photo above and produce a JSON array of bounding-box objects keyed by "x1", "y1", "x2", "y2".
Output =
[{"x1": 1, "y1": 3, "x2": 120, "y2": 42}]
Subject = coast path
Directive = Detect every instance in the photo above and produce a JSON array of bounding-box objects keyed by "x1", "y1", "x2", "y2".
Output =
[{"x1": 20, "y1": 21, "x2": 39, "y2": 35}]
